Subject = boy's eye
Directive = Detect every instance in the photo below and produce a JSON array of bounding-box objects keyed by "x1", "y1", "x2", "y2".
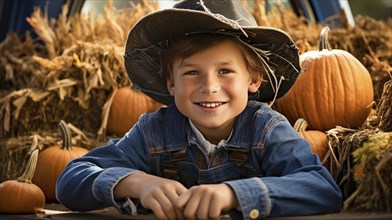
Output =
[
  {"x1": 219, "y1": 69, "x2": 233, "y2": 74},
  {"x1": 184, "y1": 71, "x2": 199, "y2": 76}
]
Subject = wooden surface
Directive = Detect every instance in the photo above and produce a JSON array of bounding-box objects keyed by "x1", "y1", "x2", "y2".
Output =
[{"x1": 0, "y1": 204, "x2": 391, "y2": 220}]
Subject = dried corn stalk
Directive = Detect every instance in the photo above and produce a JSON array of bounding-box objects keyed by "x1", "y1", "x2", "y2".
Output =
[
  {"x1": 0, "y1": 133, "x2": 57, "y2": 182},
  {"x1": 0, "y1": 32, "x2": 47, "y2": 90},
  {"x1": 0, "y1": 124, "x2": 99, "y2": 182},
  {"x1": 375, "y1": 78, "x2": 392, "y2": 131},
  {"x1": 325, "y1": 126, "x2": 379, "y2": 199},
  {"x1": 0, "y1": 0, "x2": 158, "y2": 139},
  {"x1": 0, "y1": 0, "x2": 159, "y2": 182},
  {"x1": 0, "y1": 89, "x2": 49, "y2": 132},
  {"x1": 26, "y1": 0, "x2": 158, "y2": 58},
  {"x1": 343, "y1": 132, "x2": 392, "y2": 212}
]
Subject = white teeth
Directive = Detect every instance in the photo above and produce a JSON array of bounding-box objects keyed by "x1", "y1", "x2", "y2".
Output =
[{"x1": 200, "y1": 102, "x2": 222, "y2": 108}]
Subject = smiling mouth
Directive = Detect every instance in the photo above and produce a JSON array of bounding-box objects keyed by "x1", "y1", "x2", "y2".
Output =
[{"x1": 197, "y1": 102, "x2": 225, "y2": 108}]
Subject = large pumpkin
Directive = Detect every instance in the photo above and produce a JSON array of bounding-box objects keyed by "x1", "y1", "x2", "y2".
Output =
[
  {"x1": 0, "y1": 149, "x2": 45, "y2": 214},
  {"x1": 32, "y1": 120, "x2": 88, "y2": 203},
  {"x1": 107, "y1": 86, "x2": 164, "y2": 136},
  {"x1": 274, "y1": 27, "x2": 374, "y2": 131}
]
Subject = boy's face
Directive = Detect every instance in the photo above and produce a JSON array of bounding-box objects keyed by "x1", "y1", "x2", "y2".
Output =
[{"x1": 167, "y1": 40, "x2": 261, "y2": 141}]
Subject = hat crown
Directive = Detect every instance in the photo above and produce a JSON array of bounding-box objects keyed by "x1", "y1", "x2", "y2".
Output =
[{"x1": 174, "y1": 0, "x2": 258, "y2": 26}]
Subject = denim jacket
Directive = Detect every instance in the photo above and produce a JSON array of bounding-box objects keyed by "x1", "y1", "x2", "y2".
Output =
[{"x1": 56, "y1": 101, "x2": 342, "y2": 219}]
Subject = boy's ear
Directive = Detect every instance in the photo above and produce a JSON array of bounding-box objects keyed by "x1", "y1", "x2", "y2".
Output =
[
  {"x1": 248, "y1": 76, "x2": 262, "y2": 93},
  {"x1": 166, "y1": 80, "x2": 175, "y2": 96}
]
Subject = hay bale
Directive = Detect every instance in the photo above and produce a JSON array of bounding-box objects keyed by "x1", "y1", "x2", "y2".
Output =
[
  {"x1": 0, "y1": 134, "x2": 58, "y2": 182},
  {"x1": 344, "y1": 132, "x2": 392, "y2": 212},
  {"x1": 375, "y1": 79, "x2": 392, "y2": 132}
]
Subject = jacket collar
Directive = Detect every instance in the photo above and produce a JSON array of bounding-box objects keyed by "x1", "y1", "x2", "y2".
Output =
[{"x1": 163, "y1": 101, "x2": 264, "y2": 151}]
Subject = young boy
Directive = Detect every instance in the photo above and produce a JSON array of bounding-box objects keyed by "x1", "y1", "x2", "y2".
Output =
[{"x1": 56, "y1": 0, "x2": 342, "y2": 219}]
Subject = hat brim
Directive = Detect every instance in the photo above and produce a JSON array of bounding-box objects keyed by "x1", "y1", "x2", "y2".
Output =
[{"x1": 125, "y1": 9, "x2": 300, "y2": 105}]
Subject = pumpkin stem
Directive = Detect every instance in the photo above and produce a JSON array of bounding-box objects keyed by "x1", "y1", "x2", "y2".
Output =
[
  {"x1": 59, "y1": 120, "x2": 72, "y2": 150},
  {"x1": 17, "y1": 149, "x2": 39, "y2": 183},
  {"x1": 293, "y1": 118, "x2": 308, "y2": 132},
  {"x1": 319, "y1": 26, "x2": 331, "y2": 51}
]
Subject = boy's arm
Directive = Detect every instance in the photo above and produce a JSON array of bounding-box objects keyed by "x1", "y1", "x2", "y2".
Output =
[
  {"x1": 56, "y1": 125, "x2": 152, "y2": 212},
  {"x1": 224, "y1": 119, "x2": 342, "y2": 219}
]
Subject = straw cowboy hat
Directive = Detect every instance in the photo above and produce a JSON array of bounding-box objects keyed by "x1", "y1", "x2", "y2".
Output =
[{"x1": 124, "y1": 0, "x2": 301, "y2": 105}]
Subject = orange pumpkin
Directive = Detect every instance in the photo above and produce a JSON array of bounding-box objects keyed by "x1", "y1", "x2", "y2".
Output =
[
  {"x1": 294, "y1": 118, "x2": 328, "y2": 163},
  {"x1": 32, "y1": 120, "x2": 88, "y2": 202},
  {"x1": 0, "y1": 149, "x2": 45, "y2": 214},
  {"x1": 274, "y1": 27, "x2": 374, "y2": 131},
  {"x1": 107, "y1": 86, "x2": 164, "y2": 136}
]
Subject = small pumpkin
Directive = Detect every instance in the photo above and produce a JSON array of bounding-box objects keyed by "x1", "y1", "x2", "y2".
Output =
[
  {"x1": 274, "y1": 27, "x2": 374, "y2": 131},
  {"x1": 32, "y1": 120, "x2": 88, "y2": 203},
  {"x1": 0, "y1": 149, "x2": 45, "y2": 214},
  {"x1": 107, "y1": 86, "x2": 164, "y2": 136},
  {"x1": 294, "y1": 118, "x2": 328, "y2": 162}
]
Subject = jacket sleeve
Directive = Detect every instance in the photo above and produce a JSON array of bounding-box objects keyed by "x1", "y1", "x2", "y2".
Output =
[
  {"x1": 56, "y1": 124, "x2": 151, "y2": 212},
  {"x1": 225, "y1": 117, "x2": 342, "y2": 219}
]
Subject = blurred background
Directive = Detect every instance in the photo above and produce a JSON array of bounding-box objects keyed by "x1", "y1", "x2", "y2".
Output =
[
  {"x1": 1, "y1": 0, "x2": 391, "y2": 41},
  {"x1": 350, "y1": 0, "x2": 392, "y2": 21}
]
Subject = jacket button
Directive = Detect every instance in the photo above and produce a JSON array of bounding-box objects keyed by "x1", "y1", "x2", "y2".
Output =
[{"x1": 249, "y1": 209, "x2": 259, "y2": 219}]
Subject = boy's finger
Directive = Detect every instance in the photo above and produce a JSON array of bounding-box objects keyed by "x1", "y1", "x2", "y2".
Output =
[
  {"x1": 165, "y1": 184, "x2": 186, "y2": 203},
  {"x1": 164, "y1": 189, "x2": 185, "y2": 219},
  {"x1": 176, "y1": 184, "x2": 188, "y2": 196},
  {"x1": 174, "y1": 206, "x2": 186, "y2": 220},
  {"x1": 154, "y1": 190, "x2": 178, "y2": 220},
  {"x1": 175, "y1": 190, "x2": 192, "y2": 210},
  {"x1": 147, "y1": 199, "x2": 167, "y2": 219},
  {"x1": 183, "y1": 191, "x2": 202, "y2": 219},
  {"x1": 208, "y1": 195, "x2": 222, "y2": 220},
  {"x1": 196, "y1": 193, "x2": 211, "y2": 220}
]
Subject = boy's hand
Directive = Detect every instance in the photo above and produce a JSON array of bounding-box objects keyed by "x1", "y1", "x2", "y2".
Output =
[
  {"x1": 114, "y1": 172, "x2": 187, "y2": 219},
  {"x1": 175, "y1": 184, "x2": 239, "y2": 220},
  {"x1": 138, "y1": 174, "x2": 187, "y2": 219}
]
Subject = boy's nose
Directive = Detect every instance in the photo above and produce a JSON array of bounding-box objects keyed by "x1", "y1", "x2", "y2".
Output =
[{"x1": 199, "y1": 74, "x2": 220, "y2": 94}]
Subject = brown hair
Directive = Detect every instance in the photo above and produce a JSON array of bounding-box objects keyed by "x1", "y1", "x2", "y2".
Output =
[{"x1": 161, "y1": 33, "x2": 264, "y2": 83}]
